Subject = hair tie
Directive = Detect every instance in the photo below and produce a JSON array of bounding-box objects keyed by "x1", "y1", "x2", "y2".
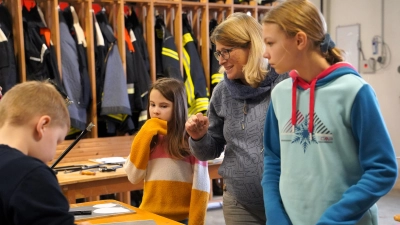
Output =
[{"x1": 320, "y1": 33, "x2": 335, "y2": 53}]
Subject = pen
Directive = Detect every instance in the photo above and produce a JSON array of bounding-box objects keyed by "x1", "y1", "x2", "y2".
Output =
[{"x1": 69, "y1": 210, "x2": 92, "y2": 215}]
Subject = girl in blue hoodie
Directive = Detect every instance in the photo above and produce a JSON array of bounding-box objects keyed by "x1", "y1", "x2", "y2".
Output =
[{"x1": 260, "y1": 1, "x2": 398, "y2": 225}]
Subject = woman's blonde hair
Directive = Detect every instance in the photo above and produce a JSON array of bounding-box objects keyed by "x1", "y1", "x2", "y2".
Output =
[
  {"x1": 211, "y1": 12, "x2": 268, "y2": 88},
  {"x1": 262, "y1": 0, "x2": 344, "y2": 64},
  {"x1": 0, "y1": 81, "x2": 70, "y2": 129}
]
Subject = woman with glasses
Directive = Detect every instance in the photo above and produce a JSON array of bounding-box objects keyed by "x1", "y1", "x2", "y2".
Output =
[{"x1": 185, "y1": 12, "x2": 288, "y2": 225}]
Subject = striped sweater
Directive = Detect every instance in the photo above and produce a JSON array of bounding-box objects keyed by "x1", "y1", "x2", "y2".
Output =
[{"x1": 124, "y1": 118, "x2": 210, "y2": 224}]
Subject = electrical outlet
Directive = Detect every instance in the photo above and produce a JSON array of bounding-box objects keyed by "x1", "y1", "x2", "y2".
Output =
[
  {"x1": 377, "y1": 55, "x2": 386, "y2": 64},
  {"x1": 360, "y1": 58, "x2": 376, "y2": 74}
]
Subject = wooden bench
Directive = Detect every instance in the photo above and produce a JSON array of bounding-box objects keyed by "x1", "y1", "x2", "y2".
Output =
[{"x1": 49, "y1": 136, "x2": 133, "y2": 165}]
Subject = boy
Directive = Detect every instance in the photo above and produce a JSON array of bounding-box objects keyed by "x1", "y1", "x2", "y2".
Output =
[{"x1": 0, "y1": 81, "x2": 90, "y2": 225}]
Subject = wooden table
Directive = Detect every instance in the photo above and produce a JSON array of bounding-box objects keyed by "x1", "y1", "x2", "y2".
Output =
[
  {"x1": 57, "y1": 161, "x2": 222, "y2": 204},
  {"x1": 71, "y1": 199, "x2": 182, "y2": 224}
]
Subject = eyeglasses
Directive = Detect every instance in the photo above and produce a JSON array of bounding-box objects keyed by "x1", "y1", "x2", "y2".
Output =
[{"x1": 214, "y1": 47, "x2": 237, "y2": 61}]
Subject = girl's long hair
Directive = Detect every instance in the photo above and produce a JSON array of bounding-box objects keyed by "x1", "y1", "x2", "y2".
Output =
[{"x1": 148, "y1": 78, "x2": 190, "y2": 159}]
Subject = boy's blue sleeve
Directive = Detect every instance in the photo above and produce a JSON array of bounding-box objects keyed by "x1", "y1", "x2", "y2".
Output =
[
  {"x1": 262, "y1": 102, "x2": 292, "y2": 225},
  {"x1": 317, "y1": 84, "x2": 398, "y2": 224}
]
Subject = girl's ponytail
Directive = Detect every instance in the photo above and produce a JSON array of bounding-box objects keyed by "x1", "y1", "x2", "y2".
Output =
[
  {"x1": 320, "y1": 33, "x2": 344, "y2": 65},
  {"x1": 323, "y1": 47, "x2": 344, "y2": 65}
]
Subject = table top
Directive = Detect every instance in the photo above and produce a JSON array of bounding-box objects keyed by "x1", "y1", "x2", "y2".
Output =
[
  {"x1": 71, "y1": 200, "x2": 183, "y2": 224},
  {"x1": 57, "y1": 160, "x2": 222, "y2": 186},
  {"x1": 56, "y1": 161, "x2": 127, "y2": 185}
]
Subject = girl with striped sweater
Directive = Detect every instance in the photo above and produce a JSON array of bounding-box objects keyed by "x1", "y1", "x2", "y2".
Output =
[{"x1": 124, "y1": 78, "x2": 210, "y2": 225}]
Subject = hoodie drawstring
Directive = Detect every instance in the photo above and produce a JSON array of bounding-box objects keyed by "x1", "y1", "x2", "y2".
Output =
[
  {"x1": 308, "y1": 78, "x2": 317, "y2": 140},
  {"x1": 291, "y1": 78, "x2": 298, "y2": 133},
  {"x1": 291, "y1": 76, "x2": 317, "y2": 141}
]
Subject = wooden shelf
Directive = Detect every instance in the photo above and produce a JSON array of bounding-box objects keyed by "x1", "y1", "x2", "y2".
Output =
[
  {"x1": 233, "y1": 4, "x2": 255, "y2": 9},
  {"x1": 92, "y1": 0, "x2": 120, "y2": 3},
  {"x1": 208, "y1": 3, "x2": 232, "y2": 9},
  {"x1": 125, "y1": 0, "x2": 153, "y2": 3},
  {"x1": 257, "y1": 5, "x2": 273, "y2": 11},
  {"x1": 154, "y1": 2, "x2": 180, "y2": 6},
  {"x1": 3, "y1": 0, "x2": 274, "y2": 139},
  {"x1": 182, "y1": 1, "x2": 207, "y2": 7}
]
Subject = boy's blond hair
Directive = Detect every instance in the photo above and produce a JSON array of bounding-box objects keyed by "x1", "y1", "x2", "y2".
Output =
[{"x1": 0, "y1": 81, "x2": 70, "y2": 129}]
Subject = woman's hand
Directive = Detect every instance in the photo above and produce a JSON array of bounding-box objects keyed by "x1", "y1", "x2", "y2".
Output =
[{"x1": 185, "y1": 113, "x2": 209, "y2": 140}]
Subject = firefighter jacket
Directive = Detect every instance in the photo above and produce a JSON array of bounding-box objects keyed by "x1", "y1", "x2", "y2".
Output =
[
  {"x1": 22, "y1": 5, "x2": 63, "y2": 90},
  {"x1": 95, "y1": 12, "x2": 134, "y2": 135},
  {"x1": 182, "y1": 14, "x2": 209, "y2": 116},
  {"x1": 127, "y1": 10, "x2": 150, "y2": 74},
  {"x1": 155, "y1": 16, "x2": 182, "y2": 81},
  {"x1": 125, "y1": 13, "x2": 152, "y2": 130},
  {"x1": 209, "y1": 18, "x2": 223, "y2": 95}
]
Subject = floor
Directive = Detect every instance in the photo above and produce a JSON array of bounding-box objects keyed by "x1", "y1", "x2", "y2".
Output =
[{"x1": 205, "y1": 189, "x2": 400, "y2": 225}]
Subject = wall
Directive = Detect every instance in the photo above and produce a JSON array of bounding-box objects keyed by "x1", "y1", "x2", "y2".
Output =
[
  {"x1": 326, "y1": 0, "x2": 400, "y2": 157},
  {"x1": 309, "y1": 0, "x2": 320, "y2": 11}
]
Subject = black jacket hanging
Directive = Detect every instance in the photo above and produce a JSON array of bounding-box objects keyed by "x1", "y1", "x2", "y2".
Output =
[
  {"x1": 22, "y1": 5, "x2": 63, "y2": 90},
  {"x1": 0, "y1": 4, "x2": 17, "y2": 94},
  {"x1": 125, "y1": 12, "x2": 153, "y2": 130},
  {"x1": 125, "y1": 13, "x2": 151, "y2": 113},
  {"x1": 127, "y1": 10, "x2": 150, "y2": 74}
]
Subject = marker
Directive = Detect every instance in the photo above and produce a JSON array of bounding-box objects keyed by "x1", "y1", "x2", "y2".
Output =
[{"x1": 80, "y1": 171, "x2": 96, "y2": 175}]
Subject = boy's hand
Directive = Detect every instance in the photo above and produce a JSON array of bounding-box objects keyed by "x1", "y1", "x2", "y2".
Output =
[
  {"x1": 77, "y1": 222, "x2": 92, "y2": 225},
  {"x1": 185, "y1": 113, "x2": 209, "y2": 140}
]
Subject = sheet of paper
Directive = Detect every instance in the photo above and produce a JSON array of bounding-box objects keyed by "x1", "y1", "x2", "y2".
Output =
[
  {"x1": 93, "y1": 207, "x2": 130, "y2": 214},
  {"x1": 93, "y1": 203, "x2": 117, "y2": 208},
  {"x1": 90, "y1": 157, "x2": 126, "y2": 164}
]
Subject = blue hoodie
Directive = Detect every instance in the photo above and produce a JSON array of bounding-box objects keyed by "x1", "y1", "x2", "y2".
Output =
[{"x1": 262, "y1": 62, "x2": 398, "y2": 225}]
